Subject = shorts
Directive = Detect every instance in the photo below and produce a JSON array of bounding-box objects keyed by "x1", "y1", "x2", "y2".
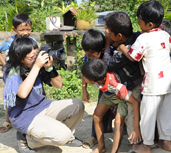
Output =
[{"x1": 99, "y1": 92, "x2": 128, "y2": 117}]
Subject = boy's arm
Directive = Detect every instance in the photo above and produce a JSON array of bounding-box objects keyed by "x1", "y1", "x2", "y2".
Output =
[
  {"x1": 82, "y1": 76, "x2": 90, "y2": 102},
  {"x1": 118, "y1": 44, "x2": 135, "y2": 61},
  {"x1": 0, "y1": 53, "x2": 6, "y2": 66},
  {"x1": 109, "y1": 74, "x2": 141, "y2": 144}
]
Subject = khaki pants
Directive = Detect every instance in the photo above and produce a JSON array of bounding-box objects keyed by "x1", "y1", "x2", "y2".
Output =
[
  {"x1": 125, "y1": 83, "x2": 141, "y2": 136},
  {"x1": 26, "y1": 98, "x2": 84, "y2": 149}
]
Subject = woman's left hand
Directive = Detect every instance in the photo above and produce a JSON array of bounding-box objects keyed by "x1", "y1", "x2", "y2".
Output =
[{"x1": 44, "y1": 55, "x2": 53, "y2": 69}]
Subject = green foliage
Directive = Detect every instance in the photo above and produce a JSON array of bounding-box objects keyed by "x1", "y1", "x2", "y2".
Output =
[
  {"x1": 75, "y1": 2, "x2": 98, "y2": 24},
  {"x1": 53, "y1": 1, "x2": 78, "y2": 13},
  {"x1": 44, "y1": 68, "x2": 98, "y2": 102},
  {"x1": 5, "y1": 0, "x2": 34, "y2": 31}
]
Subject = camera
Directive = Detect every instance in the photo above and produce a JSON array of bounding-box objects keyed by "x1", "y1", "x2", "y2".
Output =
[{"x1": 39, "y1": 46, "x2": 66, "y2": 69}]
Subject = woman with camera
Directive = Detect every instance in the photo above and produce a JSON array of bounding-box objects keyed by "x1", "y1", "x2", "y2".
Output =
[{"x1": 3, "y1": 36, "x2": 84, "y2": 153}]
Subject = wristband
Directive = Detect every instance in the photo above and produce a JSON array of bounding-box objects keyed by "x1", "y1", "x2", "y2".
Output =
[
  {"x1": 48, "y1": 66, "x2": 59, "y2": 78},
  {"x1": 45, "y1": 66, "x2": 53, "y2": 72}
]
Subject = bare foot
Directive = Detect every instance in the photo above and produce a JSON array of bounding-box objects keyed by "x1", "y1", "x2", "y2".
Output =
[
  {"x1": 90, "y1": 147, "x2": 106, "y2": 153},
  {"x1": 158, "y1": 140, "x2": 171, "y2": 151},
  {"x1": 132, "y1": 144, "x2": 151, "y2": 153}
]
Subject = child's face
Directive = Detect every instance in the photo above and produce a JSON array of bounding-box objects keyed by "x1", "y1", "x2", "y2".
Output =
[
  {"x1": 138, "y1": 17, "x2": 154, "y2": 33},
  {"x1": 83, "y1": 76, "x2": 105, "y2": 85},
  {"x1": 21, "y1": 48, "x2": 38, "y2": 68},
  {"x1": 84, "y1": 50, "x2": 101, "y2": 59},
  {"x1": 13, "y1": 23, "x2": 32, "y2": 37},
  {"x1": 103, "y1": 22, "x2": 110, "y2": 35},
  {"x1": 84, "y1": 77, "x2": 97, "y2": 84},
  {"x1": 108, "y1": 28, "x2": 121, "y2": 42}
]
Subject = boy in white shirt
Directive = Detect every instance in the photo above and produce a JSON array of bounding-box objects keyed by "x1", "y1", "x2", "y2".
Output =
[{"x1": 118, "y1": 1, "x2": 171, "y2": 153}]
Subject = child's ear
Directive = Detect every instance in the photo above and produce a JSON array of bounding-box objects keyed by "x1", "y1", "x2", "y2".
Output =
[
  {"x1": 117, "y1": 33, "x2": 123, "y2": 40},
  {"x1": 12, "y1": 27, "x2": 17, "y2": 33},
  {"x1": 148, "y1": 22, "x2": 154, "y2": 28}
]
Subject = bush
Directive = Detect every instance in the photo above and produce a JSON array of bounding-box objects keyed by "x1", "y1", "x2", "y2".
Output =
[{"x1": 44, "y1": 68, "x2": 99, "y2": 102}]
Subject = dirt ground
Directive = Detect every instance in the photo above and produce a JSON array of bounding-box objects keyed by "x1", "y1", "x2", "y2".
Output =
[{"x1": 0, "y1": 85, "x2": 170, "y2": 153}]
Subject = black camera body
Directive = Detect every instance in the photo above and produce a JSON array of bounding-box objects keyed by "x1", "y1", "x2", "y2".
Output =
[{"x1": 39, "y1": 46, "x2": 66, "y2": 69}]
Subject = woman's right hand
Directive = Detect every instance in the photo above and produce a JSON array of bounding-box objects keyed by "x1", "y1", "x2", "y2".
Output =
[{"x1": 34, "y1": 51, "x2": 50, "y2": 69}]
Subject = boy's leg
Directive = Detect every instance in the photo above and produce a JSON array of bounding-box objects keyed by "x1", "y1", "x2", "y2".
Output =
[
  {"x1": 91, "y1": 90, "x2": 111, "y2": 137},
  {"x1": 133, "y1": 95, "x2": 161, "y2": 153},
  {"x1": 125, "y1": 83, "x2": 141, "y2": 137},
  {"x1": 83, "y1": 90, "x2": 111, "y2": 149},
  {"x1": 92, "y1": 103, "x2": 111, "y2": 153},
  {"x1": 157, "y1": 93, "x2": 171, "y2": 151},
  {"x1": 27, "y1": 99, "x2": 84, "y2": 149},
  {"x1": 112, "y1": 114, "x2": 125, "y2": 153},
  {"x1": 111, "y1": 100, "x2": 127, "y2": 153}
]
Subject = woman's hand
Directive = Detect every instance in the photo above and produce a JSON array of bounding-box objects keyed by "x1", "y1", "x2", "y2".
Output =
[
  {"x1": 44, "y1": 55, "x2": 53, "y2": 69},
  {"x1": 34, "y1": 51, "x2": 50, "y2": 69}
]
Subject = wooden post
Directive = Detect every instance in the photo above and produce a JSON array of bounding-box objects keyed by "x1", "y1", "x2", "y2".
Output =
[{"x1": 66, "y1": 36, "x2": 77, "y2": 69}]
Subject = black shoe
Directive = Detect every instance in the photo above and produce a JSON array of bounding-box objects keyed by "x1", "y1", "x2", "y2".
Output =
[
  {"x1": 64, "y1": 137, "x2": 83, "y2": 147},
  {"x1": 16, "y1": 131, "x2": 36, "y2": 153}
]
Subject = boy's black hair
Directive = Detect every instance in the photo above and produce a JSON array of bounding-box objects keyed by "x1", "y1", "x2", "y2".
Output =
[
  {"x1": 81, "y1": 59, "x2": 107, "y2": 82},
  {"x1": 161, "y1": 19, "x2": 171, "y2": 35},
  {"x1": 105, "y1": 11, "x2": 133, "y2": 38},
  {"x1": 103, "y1": 12, "x2": 113, "y2": 22},
  {"x1": 6, "y1": 36, "x2": 38, "y2": 78},
  {"x1": 81, "y1": 29, "x2": 105, "y2": 53},
  {"x1": 137, "y1": 0, "x2": 164, "y2": 27},
  {"x1": 12, "y1": 13, "x2": 32, "y2": 29}
]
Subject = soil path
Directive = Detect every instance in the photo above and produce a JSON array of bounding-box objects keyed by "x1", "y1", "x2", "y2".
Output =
[{"x1": 0, "y1": 85, "x2": 170, "y2": 153}]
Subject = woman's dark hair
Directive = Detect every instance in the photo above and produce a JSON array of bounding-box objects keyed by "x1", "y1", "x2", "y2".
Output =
[
  {"x1": 5, "y1": 36, "x2": 38, "y2": 78},
  {"x1": 81, "y1": 59, "x2": 107, "y2": 82},
  {"x1": 137, "y1": 0, "x2": 164, "y2": 27}
]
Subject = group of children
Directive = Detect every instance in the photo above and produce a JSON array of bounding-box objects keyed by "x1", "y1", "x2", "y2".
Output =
[
  {"x1": 0, "y1": 0, "x2": 171, "y2": 153},
  {"x1": 81, "y1": 1, "x2": 171, "y2": 153}
]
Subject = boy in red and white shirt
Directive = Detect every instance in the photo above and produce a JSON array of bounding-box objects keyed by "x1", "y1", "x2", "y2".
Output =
[
  {"x1": 119, "y1": 1, "x2": 171, "y2": 153},
  {"x1": 81, "y1": 59, "x2": 141, "y2": 153}
]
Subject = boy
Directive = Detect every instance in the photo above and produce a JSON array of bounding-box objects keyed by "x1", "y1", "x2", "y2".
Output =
[
  {"x1": 81, "y1": 59, "x2": 141, "y2": 153},
  {"x1": 118, "y1": 1, "x2": 171, "y2": 152},
  {"x1": 161, "y1": 19, "x2": 171, "y2": 35},
  {"x1": 0, "y1": 13, "x2": 37, "y2": 153},
  {"x1": 82, "y1": 29, "x2": 112, "y2": 149},
  {"x1": 104, "y1": 11, "x2": 143, "y2": 141}
]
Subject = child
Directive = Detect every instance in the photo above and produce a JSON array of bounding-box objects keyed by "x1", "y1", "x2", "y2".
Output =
[
  {"x1": 3, "y1": 36, "x2": 84, "y2": 152},
  {"x1": 0, "y1": 13, "x2": 37, "y2": 134},
  {"x1": 104, "y1": 11, "x2": 143, "y2": 142},
  {"x1": 119, "y1": 1, "x2": 171, "y2": 152},
  {"x1": 81, "y1": 58, "x2": 141, "y2": 153},
  {"x1": 82, "y1": 29, "x2": 112, "y2": 149},
  {"x1": 161, "y1": 19, "x2": 171, "y2": 35}
]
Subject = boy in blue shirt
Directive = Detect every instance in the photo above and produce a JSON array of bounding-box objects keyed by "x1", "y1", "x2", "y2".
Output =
[{"x1": 0, "y1": 13, "x2": 37, "y2": 135}]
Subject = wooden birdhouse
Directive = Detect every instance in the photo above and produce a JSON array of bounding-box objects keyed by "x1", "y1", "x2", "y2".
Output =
[{"x1": 61, "y1": 7, "x2": 77, "y2": 30}]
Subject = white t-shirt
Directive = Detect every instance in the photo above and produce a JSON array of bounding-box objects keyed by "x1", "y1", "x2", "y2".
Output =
[{"x1": 129, "y1": 27, "x2": 171, "y2": 95}]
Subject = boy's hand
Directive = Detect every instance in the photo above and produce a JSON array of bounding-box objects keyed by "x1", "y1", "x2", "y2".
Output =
[
  {"x1": 104, "y1": 32, "x2": 113, "y2": 48},
  {"x1": 44, "y1": 55, "x2": 53, "y2": 69},
  {"x1": 82, "y1": 90, "x2": 90, "y2": 103},
  {"x1": 128, "y1": 128, "x2": 142, "y2": 144}
]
